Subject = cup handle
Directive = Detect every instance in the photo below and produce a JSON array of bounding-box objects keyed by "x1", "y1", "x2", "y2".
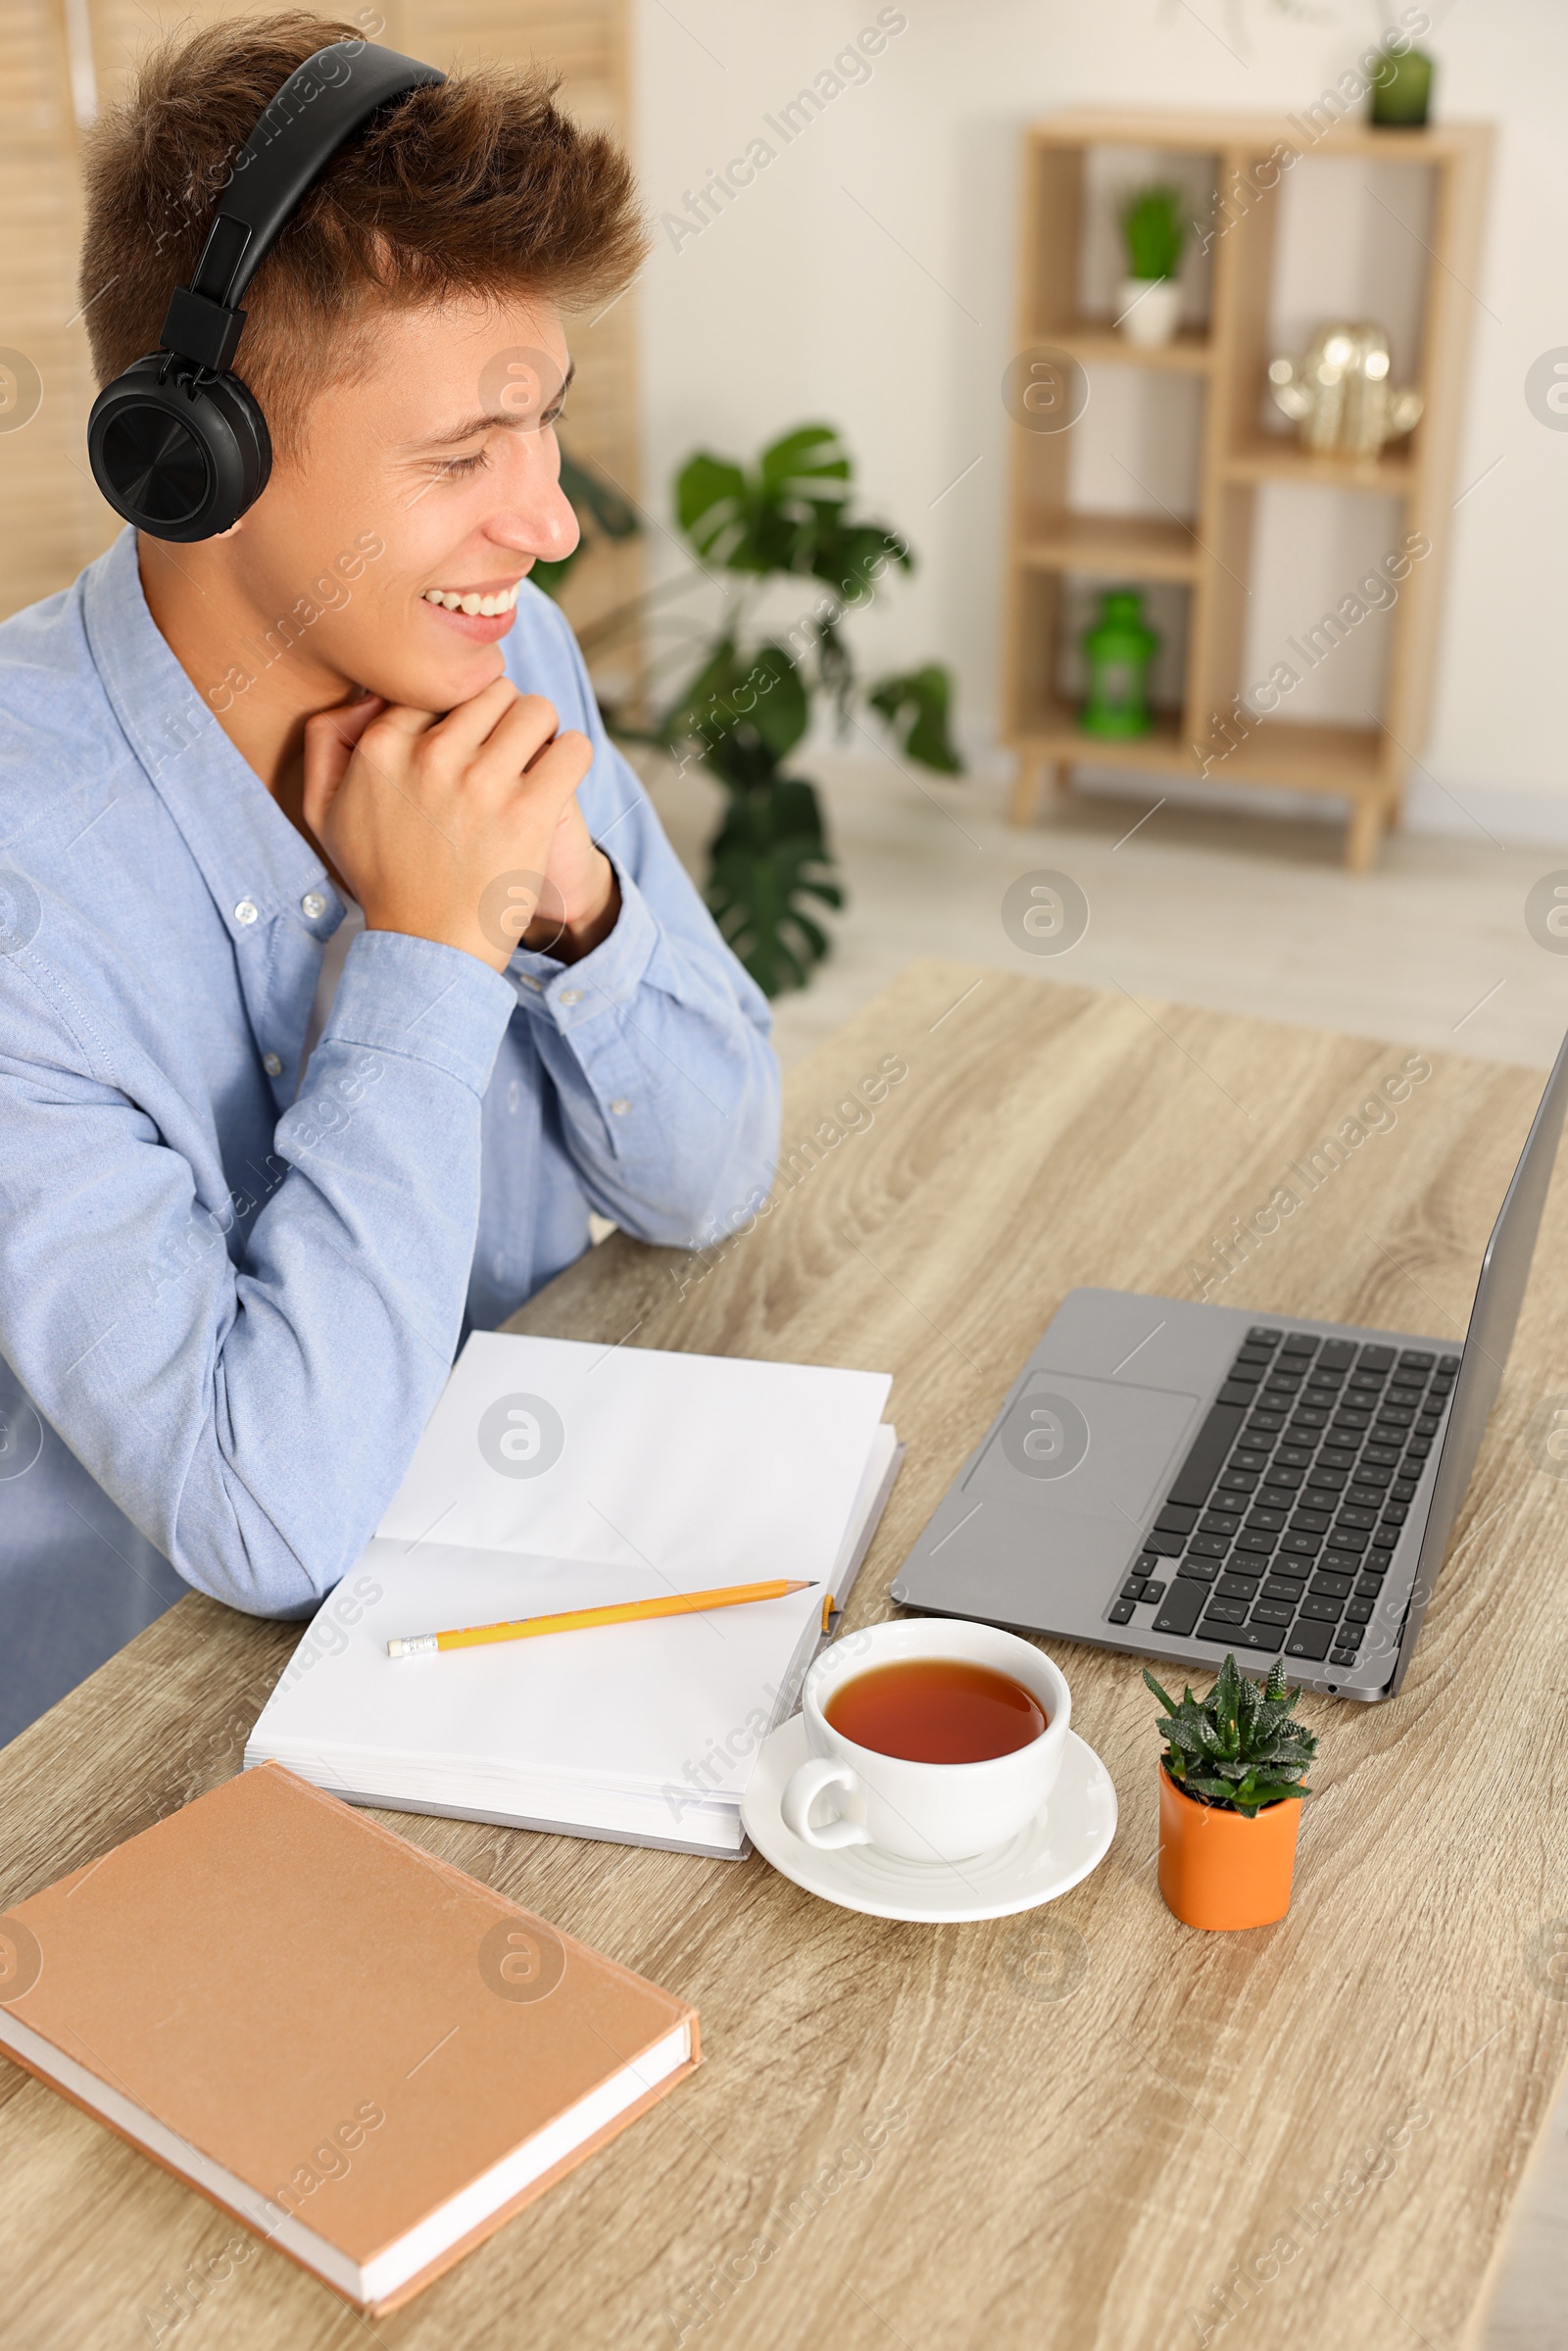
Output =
[{"x1": 780, "y1": 1756, "x2": 872, "y2": 1850}]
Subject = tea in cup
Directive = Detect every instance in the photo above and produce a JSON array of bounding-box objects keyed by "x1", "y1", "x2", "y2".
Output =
[{"x1": 780, "y1": 1619, "x2": 1069, "y2": 1865}]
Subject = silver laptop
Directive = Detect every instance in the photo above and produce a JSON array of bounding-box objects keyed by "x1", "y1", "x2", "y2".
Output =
[{"x1": 894, "y1": 1020, "x2": 1568, "y2": 1701}]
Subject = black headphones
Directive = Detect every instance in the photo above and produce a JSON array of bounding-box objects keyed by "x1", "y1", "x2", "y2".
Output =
[{"x1": 87, "y1": 38, "x2": 444, "y2": 544}]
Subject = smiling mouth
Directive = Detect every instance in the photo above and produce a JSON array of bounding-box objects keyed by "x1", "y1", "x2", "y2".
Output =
[{"x1": 421, "y1": 583, "x2": 521, "y2": 617}]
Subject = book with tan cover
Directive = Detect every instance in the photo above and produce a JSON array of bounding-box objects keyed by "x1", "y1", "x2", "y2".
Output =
[{"x1": 0, "y1": 1763, "x2": 699, "y2": 2313}]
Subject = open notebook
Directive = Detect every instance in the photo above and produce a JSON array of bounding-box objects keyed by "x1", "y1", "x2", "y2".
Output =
[{"x1": 246, "y1": 1332, "x2": 899, "y2": 1856}]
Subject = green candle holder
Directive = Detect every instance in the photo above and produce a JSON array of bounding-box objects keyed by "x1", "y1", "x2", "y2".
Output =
[
  {"x1": 1080, "y1": 588, "x2": 1159, "y2": 739},
  {"x1": 1371, "y1": 46, "x2": 1434, "y2": 127}
]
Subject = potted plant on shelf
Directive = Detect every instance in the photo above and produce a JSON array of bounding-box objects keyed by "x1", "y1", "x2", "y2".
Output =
[
  {"x1": 1117, "y1": 185, "x2": 1186, "y2": 348},
  {"x1": 1145, "y1": 1654, "x2": 1318, "y2": 1931}
]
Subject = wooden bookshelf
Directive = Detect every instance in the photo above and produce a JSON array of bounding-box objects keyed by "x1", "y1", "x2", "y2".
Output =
[
  {"x1": 1002, "y1": 110, "x2": 1493, "y2": 870},
  {"x1": 1049, "y1": 324, "x2": 1214, "y2": 375},
  {"x1": 1019, "y1": 514, "x2": 1201, "y2": 582}
]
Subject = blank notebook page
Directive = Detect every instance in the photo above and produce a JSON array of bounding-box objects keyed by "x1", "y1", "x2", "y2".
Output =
[{"x1": 247, "y1": 1334, "x2": 893, "y2": 1829}]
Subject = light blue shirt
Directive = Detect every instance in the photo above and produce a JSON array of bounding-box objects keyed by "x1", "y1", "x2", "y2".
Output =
[{"x1": 0, "y1": 528, "x2": 780, "y2": 1656}]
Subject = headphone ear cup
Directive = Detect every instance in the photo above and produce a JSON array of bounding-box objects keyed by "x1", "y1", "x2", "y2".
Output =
[{"x1": 87, "y1": 356, "x2": 271, "y2": 542}]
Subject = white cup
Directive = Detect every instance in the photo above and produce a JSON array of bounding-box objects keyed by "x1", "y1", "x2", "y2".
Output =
[{"x1": 780, "y1": 1618, "x2": 1070, "y2": 1865}]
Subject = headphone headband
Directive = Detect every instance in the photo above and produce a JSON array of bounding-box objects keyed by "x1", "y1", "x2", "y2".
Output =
[{"x1": 162, "y1": 40, "x2": 446, "y2": 376}]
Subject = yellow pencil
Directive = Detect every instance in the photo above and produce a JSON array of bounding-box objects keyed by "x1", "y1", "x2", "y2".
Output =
[{"x1": 386, "y1": 1578, "x2": 819, "y2": 1658}]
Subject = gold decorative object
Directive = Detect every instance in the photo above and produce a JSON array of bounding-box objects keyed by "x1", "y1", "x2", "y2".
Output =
[{"x1": 1267, "y1": 321, "x2": 1424, "y2": 458}]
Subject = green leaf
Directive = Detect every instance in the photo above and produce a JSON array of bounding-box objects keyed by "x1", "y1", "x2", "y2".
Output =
[
  {"x1": 757, "y1": 423, "x2": 851, "y2": 504},
  {"x1": 1214, "y1": 1651, "x2": 1243, "y2": 1712},
  {"x1": 1143, "y1": 1668, "x2": 1179, "y2": 1716},
  {"x1": 705, "y1": 775, "x2": 844, "y2": 997},
  {"x1": 1120, "y1": 185, "x2": 1186, "y2": 280},
  {"x1": 661, "y1": 639, "x2": 812, "y2": 780},
  {"x1": 675, "y1": 453, "x2": 751, "y2": 563},
  {"x1": 1186, "y1": 1775, "x2": 1242, "y2": 1804},
  {"x1": 1163, "y1": 1721, "x2": 1205, "y2": 1755},
  {"x1": 822, "y1": 523, "x2": 907, "y2": 605},
  {"x1": 660, "y1": 635, "x2": 749, "y2": 745},
  {"x1": 743, "y1": 645, "x2": 810, "y2": 759},
  {"x1": 866, "y1": 664, "x2": 963, "y2": 774},
  {"x1": 674, "y1": 428, "x2": 850, "y2": 577}
]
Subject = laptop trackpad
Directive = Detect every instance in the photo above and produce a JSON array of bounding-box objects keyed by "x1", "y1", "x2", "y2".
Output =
[{"x1": 963, "y1": 1370, "x2": 1200, "y2": 1526}]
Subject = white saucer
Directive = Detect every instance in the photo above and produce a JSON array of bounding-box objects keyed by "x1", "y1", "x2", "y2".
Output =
[{"x1": 740, "y1": 1714, "x2": 1117, "y2": 1923}]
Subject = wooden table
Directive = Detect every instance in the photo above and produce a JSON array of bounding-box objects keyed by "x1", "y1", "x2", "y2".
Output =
[{"x1": 3, "y1": 961, "x2": 1565, "y2": 2351}]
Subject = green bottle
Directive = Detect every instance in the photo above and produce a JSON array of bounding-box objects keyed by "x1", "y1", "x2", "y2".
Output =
[{"x1": 1081, "y1": 588, "x2": 1158, "y2": 738}]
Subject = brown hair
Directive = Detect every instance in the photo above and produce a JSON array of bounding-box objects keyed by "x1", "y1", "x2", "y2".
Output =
[{"x1": 78, "y1": 11, "x2": 647, "y2": 454}]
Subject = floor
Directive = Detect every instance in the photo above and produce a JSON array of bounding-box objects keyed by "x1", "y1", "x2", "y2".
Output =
[
  {"x1": 640, "y1": 745, "x2": 1568, "y2": 1078},
  {"x1": 645, "y1": 743, "x2": 1568, "y2": 2351}
]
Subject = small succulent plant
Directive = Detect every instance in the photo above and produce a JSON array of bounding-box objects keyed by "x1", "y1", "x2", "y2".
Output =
[{"x1": 1145, "y1": 1654, "x2": 1318, "y2": 1819}]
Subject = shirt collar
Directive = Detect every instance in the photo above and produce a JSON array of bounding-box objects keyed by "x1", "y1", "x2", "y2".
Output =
[{"x1": 81, "y1": 527, "x2": 338, "y2": 943}]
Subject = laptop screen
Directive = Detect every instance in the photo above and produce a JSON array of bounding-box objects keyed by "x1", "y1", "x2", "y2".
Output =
[{"x1": 1400, "y1": 1022, "x2": 1568, "y2": 1677}]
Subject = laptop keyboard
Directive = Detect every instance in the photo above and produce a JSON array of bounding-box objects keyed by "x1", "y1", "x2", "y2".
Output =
[{"x1": 1106, "y1": 1328, "x2": 1458, "y2": 1670}]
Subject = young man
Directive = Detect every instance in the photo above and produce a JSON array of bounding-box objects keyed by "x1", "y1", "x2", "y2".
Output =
[{"x1": 0, "y1": 15, "x2": 780, "y2": 1727}]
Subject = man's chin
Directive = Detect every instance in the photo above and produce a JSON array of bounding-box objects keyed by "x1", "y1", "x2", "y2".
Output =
[{"x1": 371, "y1": 639, "x2": 511, "y2": 714}]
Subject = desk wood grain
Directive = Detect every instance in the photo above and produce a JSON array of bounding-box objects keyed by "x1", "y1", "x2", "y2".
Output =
[{"x1": 3, "y1": 962, "x2": 1565, "y2": 2351}]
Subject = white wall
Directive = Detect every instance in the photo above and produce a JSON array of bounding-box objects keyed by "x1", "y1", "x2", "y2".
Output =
[{"x1": 628, "y1": 0, "x2": 1568, "y2": 842}]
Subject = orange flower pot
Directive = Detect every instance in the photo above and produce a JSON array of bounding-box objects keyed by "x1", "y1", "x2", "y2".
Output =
[{"x1": 1156, "y1": 1766, "x2": 1302, "y2": 1932}]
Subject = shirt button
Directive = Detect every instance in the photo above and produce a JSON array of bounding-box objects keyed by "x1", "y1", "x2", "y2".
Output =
[
  {"x1": 263, "y1": 1052, "x2": 283, "y2": 1078},
  {"x1": 558, "y1": 989, "x2": 581, "y2": 1007},
  {"x1": 301, "y1": 891, "x2": 328, "y2": 920},
  {"x1": 234, "y1": 900, "x2": 259, "y2": 926},
  {"x1": 610, "y1": 1098, "x2": 631, "y2": 1116}
]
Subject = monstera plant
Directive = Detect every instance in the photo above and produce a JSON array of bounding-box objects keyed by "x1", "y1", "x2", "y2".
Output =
[
  {"x1": 545, "y1": 425, "x2": 961, "y2": 997},
  {"x1": 655, "y1": 424, "x2": 958, "y2": 994}
]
